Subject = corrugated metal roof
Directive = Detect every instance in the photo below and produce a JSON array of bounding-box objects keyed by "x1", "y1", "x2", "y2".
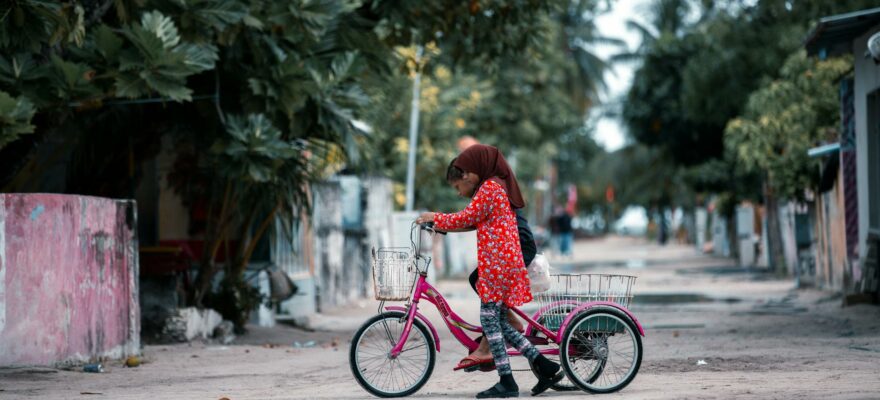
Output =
[{"x1": 805, "y1": 7, "x2": 880, "y2": 58}]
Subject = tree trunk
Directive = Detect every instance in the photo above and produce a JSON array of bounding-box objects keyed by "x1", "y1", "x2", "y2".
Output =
[
  {"x1": 764, "y1": 182, "x2": 786, "y2": 275},
  {"x1": 231, "y1": 202, "x2": 280, "y2": 278},
  {"x1": 726, "y1": 213, "x2": 738, "y2": 259},
  {"x1": 190, "y1": 180, "x2": 234, "y2": 307},
  {"x1": 191, "y1": 260, "x2": 217, "y2": 307}
]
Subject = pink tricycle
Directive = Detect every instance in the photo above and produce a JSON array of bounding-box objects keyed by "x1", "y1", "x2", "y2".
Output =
[{"x1": 349, "y1": 223, "x2": 644, "y2": 397}]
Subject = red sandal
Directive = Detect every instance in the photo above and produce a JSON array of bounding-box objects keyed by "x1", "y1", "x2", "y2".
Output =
[{"x1": 453, "y1": 354, "x2": 493, "y2": 371}]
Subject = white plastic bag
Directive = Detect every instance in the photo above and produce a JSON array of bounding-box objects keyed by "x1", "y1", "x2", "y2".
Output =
[{"x1": 527, "y1": 253, "x2": 552, "y2": 293}]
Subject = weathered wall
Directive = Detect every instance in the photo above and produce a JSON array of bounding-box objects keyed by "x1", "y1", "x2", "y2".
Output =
[
  {"x1": 0, "y1": 194, "x2": 140, "y2": 367},
  {"x1": 272, "y1": 176, "x2": 392, "y2": 318},
  {"x1": 814, "y1": 171, "x2": 849, "y2": 291}
]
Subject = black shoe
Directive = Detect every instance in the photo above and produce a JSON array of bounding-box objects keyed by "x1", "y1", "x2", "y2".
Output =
[
  {"x1": 531, "y1": 355, "x2": 560, "y2": 378},
  {"x1": 476, "y1": 382, "x2": 519, "y2": 398},
  {"x1": 530, "y1": 371, "x2": 564, "y2": 396}
]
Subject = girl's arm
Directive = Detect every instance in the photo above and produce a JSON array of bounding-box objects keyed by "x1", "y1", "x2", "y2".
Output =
[
  {"x1": 438, "y1": 227, "x2": 476, "y2": 232},
  {"x1": 414, "y1": 212, "x2": 474, "y2": 232},
  {"x1": 431, "y1": 181, "x2": 499, "y2": 231}
]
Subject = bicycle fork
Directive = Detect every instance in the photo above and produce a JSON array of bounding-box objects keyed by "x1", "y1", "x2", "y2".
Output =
[{"x1": 383, "y1": 301, "x2": 418, "y2": 359}]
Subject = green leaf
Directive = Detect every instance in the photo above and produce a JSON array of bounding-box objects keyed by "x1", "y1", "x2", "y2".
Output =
[
  {"x1": 94, "y1": 25, "x2": 124, "y2": 60},
  {"x1": 175, "y1": 43, "x2": 219, "y2": 72},
  {"x1": 192, "y1": 0, "x2": 249, "y2": 30},
  {"x1": 142, "y1": 72, "x2": 193, "y2": 101},
  {"x1": 242, "y1": 14, "x2": 264, "y2": 30},
  {"x1": 0, "y1": 90, "x2": 36, "y2": 149},
  {"x1": 48, "y1": 55, "x2": 99, "y2": 99},
  {"x1": 123, "y1": 24, "x2": 167, "y2": 63},
  {"x1": 114, "y1": 72, "x2": 149, "y2": 98},
  {"x1": 140, "y1": 11, "x2": 180, "y2": 49},
  {"x1": 330, "y1": 52, "x2": 357, "y2": 81}
]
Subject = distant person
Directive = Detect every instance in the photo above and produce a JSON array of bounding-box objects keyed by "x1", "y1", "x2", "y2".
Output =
[
  {"x1": 550, "y1": 207, "x2": 574, "y2": 257},
  {"x1": 556, "y1": 209, "x2": 573, "y2": 257},
  {"x1": 547, "y1": 207, "x2": 561, "y2": 257},
  {"x1": 457, "y1": 135, "x2": 480, "y2": 151}
]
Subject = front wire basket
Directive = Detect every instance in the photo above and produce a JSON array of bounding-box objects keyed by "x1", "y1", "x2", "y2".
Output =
[
  {"x1": 371, "y1": 247, "x2": 417, "y2": 301},
  {"x1": 534, "y1": 274, "x2": 636, "y2": 332}
]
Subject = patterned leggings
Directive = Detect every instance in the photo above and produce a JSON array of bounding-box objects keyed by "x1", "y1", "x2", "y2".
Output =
[{"x1": 480, "y1": 301, "x2": 540, "y2": 376}]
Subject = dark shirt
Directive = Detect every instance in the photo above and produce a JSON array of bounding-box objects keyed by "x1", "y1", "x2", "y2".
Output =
[
  {"x1": 556, "y1": 213, "x2": 573, "y2": 234},
  {"x1": 516, "y1": 209, "x2": 537, "y2": 266}
]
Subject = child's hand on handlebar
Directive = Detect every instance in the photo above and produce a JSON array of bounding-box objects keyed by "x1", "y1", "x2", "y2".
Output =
[{"x1": 416, "y1": 212, "x2": 435, "y2": 225}]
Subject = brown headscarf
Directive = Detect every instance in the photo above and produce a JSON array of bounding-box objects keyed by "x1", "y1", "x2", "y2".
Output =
[{"x1": 453, "y1": 144, "x2": 526, "y2": 209}]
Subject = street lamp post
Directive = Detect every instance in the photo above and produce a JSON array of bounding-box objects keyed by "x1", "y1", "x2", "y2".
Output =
[{"x1": 404, "y1": 46, "x2": 423, "y2": 212}]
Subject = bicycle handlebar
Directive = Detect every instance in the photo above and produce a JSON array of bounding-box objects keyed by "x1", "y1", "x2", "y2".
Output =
[{"x1": 419, "y1": 222, "x2": 447, "y2": 235}]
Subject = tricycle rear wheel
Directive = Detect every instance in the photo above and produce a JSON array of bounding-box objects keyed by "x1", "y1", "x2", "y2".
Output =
[{"x1": 559, "y1": 307, "x2": 642, "y2": 393}]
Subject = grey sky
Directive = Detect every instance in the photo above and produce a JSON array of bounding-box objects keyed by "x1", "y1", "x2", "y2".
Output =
[{"x1": 590, "y1": 0, "x2": 650, "y2": 152}]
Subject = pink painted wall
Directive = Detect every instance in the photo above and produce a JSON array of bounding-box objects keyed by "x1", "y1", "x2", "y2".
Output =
[{"x1": 0, "y1": 194, "x2": 140, "y2": 366}]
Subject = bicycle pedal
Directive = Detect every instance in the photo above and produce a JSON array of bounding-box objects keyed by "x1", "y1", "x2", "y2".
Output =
[
  {"x1": 461, "y1": 363, "x2": 497, "y2": 373},
  {"x1": 462, "y1": 365, "x2": 480, "y2": 373}
]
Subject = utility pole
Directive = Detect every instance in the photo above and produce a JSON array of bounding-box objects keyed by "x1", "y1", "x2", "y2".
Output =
[{"x1": 404, "y1": 46, "x2": 423, "y2": 212}]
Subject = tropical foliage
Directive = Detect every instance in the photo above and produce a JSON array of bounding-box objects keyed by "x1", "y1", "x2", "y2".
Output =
[
  {"x1": 0, "y1": 0, "x2": 571, "y2": 327},
  {"x1": 614, "y1": 0, "x2": 872, "y2": 264},
  {"x1": 725, "y1": 52, "x2": 852, "y2": 200}
]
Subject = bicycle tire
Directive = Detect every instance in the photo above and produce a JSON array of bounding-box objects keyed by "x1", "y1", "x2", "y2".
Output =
[
  {"x1": 349, "y1": 311, "x2": 436, "y2": 397},
  {"x1": 559, "y1": 307, "x2": 642, "y2": 394}
]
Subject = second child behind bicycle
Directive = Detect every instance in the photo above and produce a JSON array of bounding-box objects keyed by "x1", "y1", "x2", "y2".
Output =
[{"x1": 417, "y1": 144, "x2": 563, "y2": 398}]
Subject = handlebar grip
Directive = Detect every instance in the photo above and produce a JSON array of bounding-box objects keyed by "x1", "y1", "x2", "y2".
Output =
[{"x1": 420, "y1": 222, "x2": 447, "y2": 235}]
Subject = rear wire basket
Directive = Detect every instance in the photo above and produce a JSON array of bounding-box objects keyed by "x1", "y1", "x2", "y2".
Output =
[
  {"x1": 371, "y1": 247, "x2": 416, "y2": 301},
  {"x1": 534, "y1": 274, "x2": 636, "y2": 332}
]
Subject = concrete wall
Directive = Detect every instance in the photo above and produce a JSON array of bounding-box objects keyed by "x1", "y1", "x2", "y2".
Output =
[
  {"x1": 272, "y1": 176, "x2": 393, "y2": 318},
  {"x1": 711, "y1": 210, "x2": 730, "y2": 257},
  {"x1": 851, "y1": 25, "x2": 880, "y2": 295},
  {"x1": 854, "y1": 25, "x2": 880, "y2": 260},
  {"x1": 778, "y1": 203, "x2": 801, "y2": 278},
  {"x1": 312, "y1": 182, "x2": 346, "y2": 310},
  {"x1": 0, "y1": 194, "x2": 140, "y2": 367},
  {"x1": 736, "y1": 205, "x2": 757, "y2": 267}
]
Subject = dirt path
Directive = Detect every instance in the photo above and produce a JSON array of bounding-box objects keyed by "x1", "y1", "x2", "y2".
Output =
[{"x1": 2, "y1": 237, "x2": 879, "y2": 399}]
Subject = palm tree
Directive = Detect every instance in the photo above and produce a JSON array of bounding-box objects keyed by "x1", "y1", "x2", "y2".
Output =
[
  {"x1": 557, "y1": 0, "x2": 627, "y2": 113},
  {"x1": 613, "y1": 0, "x2": 693, "y2": 63}
]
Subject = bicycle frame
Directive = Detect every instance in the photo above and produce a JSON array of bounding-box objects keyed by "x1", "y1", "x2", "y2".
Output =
[
  {"x1": 388, "y1": 271, "x2": 562, "y2": 358},
  {"x1": 385, "y1": 225, "x2": 645, "y2": 360}
]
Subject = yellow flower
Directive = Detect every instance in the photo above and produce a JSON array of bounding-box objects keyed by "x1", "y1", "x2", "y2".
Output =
[
  {"x1": 435, "y1": 66, "x2": 451, "y2": 81},
  {"x1": 455, "y1": 118, "x2": 466, "y2": 129},
  {"x1": 395, "y1": 138, "x2": 409, "y2": 154}
]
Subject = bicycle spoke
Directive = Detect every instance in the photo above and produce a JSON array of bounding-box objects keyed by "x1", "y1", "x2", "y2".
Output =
[{"x1": 401, "y1": 342, "x2": 427, "y2": 353}]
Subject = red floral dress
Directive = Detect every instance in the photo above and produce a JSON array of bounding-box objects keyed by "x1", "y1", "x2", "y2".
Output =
[{"x1": 434, "y1": 180, "x2": 532, "y2": 307}]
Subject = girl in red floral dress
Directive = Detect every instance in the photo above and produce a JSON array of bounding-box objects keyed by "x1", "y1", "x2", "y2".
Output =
[{"x1": 417, "y1": 145, "x2": 562, "y2": 398}]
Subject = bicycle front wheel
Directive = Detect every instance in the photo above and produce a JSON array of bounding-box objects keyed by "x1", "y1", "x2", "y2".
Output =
[{"x1": 349, "y1": 311, "x2": 435, "y2": 397}]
